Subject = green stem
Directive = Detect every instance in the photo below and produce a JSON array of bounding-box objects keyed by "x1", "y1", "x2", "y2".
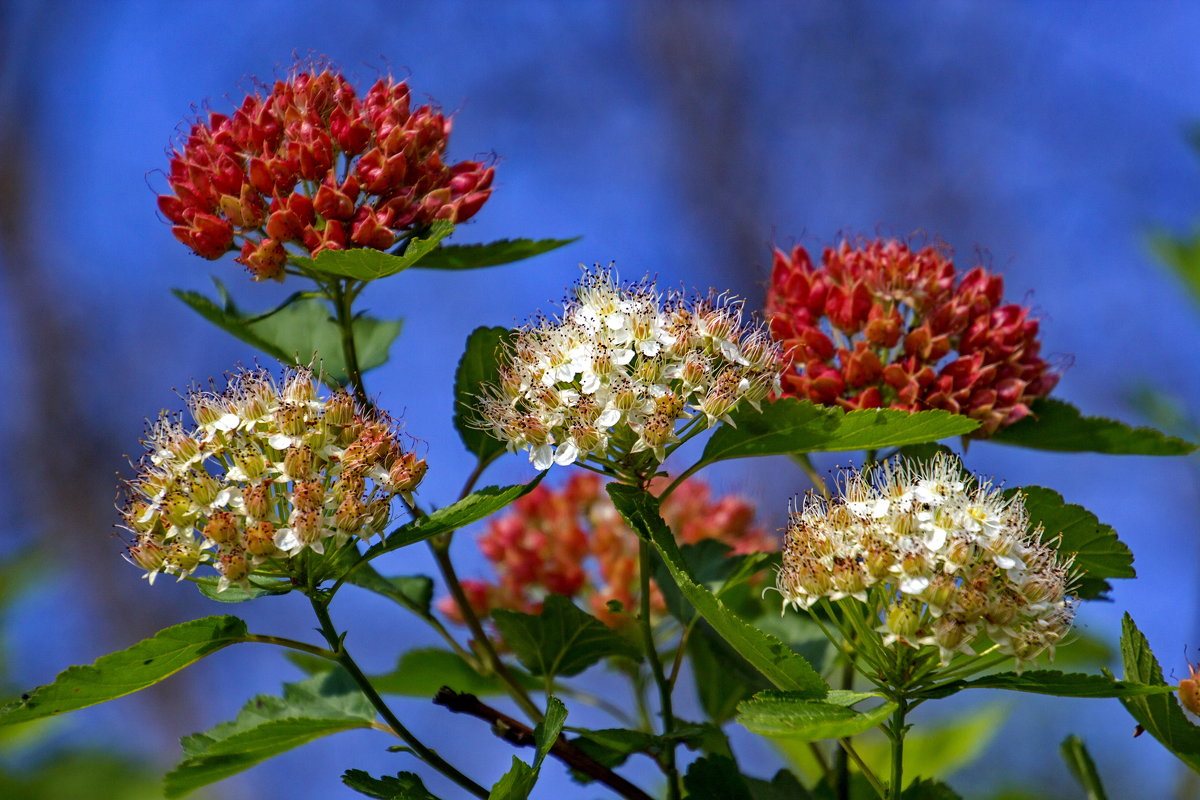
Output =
[
  {"x1": 331, "y1": 279, "x2": 373, "y2": 411},
  {"x1": 836, "y1": 649, "x2": 855, "y2": 800},
  {"x1": 638, "y1": 537, "x2": 680, "y2": 800},
  {"x1": 841, "y1": 737, "x2": 887, "y2": 799},
  {"x1": 308, "y1": 596, "x2": 488, "y2": 798},
  {"x1": 429, "y1": 539, "x2": 545, "y2": 723},
  {"x1": 793, "y1": 452, "x2": 830, "y2": 499},
  {"x1": 244, "y1": 633, "x2": 337, "y2": 661},
  {"x1": 888, "y1": 698, "x2": 909, "y2": 800}
]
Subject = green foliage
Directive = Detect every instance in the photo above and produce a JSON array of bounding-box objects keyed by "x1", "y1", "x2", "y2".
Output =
[
  {"x1": 856, "y1": 704, "x2": 1006, "y2": 787},
  {"x1": 370, "y1": 648, "x2": 537, "y2": 697},
  {"x1": 1060, "y1": 735, "x2": 1109, "y2": 800},
  {"x1": 683, "y1": 754, "x2": 754, "y2": 800},
  {"x1": 1149, "y1": 228, "x2": 1200, "y2": 307},
  {"x1": 342, "y1": 768, "x2": 441, "y2": 799},
  {"x1": 0, "y1": 617, "x2": 248, "y2": 726},
  {"x1": 925, "y1": 669, "x2": 1175, "y2": 701},
  {"x1": 1008, "y1": 486, "x2": 1135, "y2": 600},
  {"x1": 454, "y1": 326, "x2": 515, "y2": 464},
  {"x1": 1117, "y1": 612, "x2": 1200, "y2": 772},
  {"x1": 653, "y1": 539, "x2": 765, "y2": 624},
  {"x1": 173, "y1": 283, "x2": 401, "y2": 385},
  {"x1": 737, "y1": 691, "x2": 896, "y2": 742},
  {"x1": 688, "y1": 624, "x2": 774, "y2": 723},
  {"x1": 487, "y1": 696, "x2": 567, "y2": 800},
  {"x1": 990, "y1": 398, "x2": 1196, "y2": 455},
  {"x1": 164, "y1": 669, "x2": 376, "y2": 797},
  {"x1": 413, "y1": 237, "x2": 580, "y2": 270},
  {"x1": 345, "y1": 566, "x2": 434, "y2": 616},
  {"x1": 193, "y1": 576, "x2": 292, "y2": 603},
  {"x1": 607, "y1": 484, "x2": 828, "y2": 696},
  {"x1": 364, "y1": 478, "x2": 543, "y2": 560},
  {"x1": 293, "y1": 222, "x2": 455, "y2": 280},
  {"x1": 901, "y1": 778, "x2": 964, "y2": 799},
  {"x1": 744, "y1": 770, "x2": 812, "y2": 800},
  {"x1": 491, "y1": 595, "x2": 640, "y2": 680},
  {"x1": 700, "y1": 399, "x2": 979, "y2": 467},
  {"x1": 0, "y1": 751, "x2": 163, "y2": 800}
]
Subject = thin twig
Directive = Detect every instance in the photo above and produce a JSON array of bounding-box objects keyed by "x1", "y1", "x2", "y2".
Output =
[{"x1": 434, "y1": 687, "x2": 653, "y2": 800}]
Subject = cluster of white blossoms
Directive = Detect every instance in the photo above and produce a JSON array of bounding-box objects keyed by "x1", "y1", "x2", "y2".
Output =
[
  {"x1": 478, "y1": 268, "x2": 781, "y2": 470},
  {"x1": 120, "y1": 367, "x2": 426, "y2": 592},
  {"x1": 778, "y1": 453, "x2": 1076, "y2": 665}
]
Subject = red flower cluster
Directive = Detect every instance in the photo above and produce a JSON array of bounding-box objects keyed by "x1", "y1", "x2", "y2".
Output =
[
  {"x1": 158, "y1": 66, "x2": 494, "y2": 280},
  {"x1": 766, "y1": 239, "x2": 1059, "y2": 435},
  {"x1": 441, "y1": 473, "x2": 772, "y2": 627}
]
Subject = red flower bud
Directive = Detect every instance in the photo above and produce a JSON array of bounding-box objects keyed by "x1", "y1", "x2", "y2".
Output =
[
  {"x1": 235, "y1": 238, "x2": 286, "y2": 282},
  {"x1": 350, "y1": 207, "x2": 396, "y2": 249}
]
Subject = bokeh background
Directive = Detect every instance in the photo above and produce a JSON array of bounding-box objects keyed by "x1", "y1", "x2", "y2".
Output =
[{"x1": 1, "y1": 1, "x2": 1198, "y2": 798}]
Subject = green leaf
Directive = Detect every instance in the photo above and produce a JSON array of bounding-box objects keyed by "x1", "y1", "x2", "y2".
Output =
[
  {"x1": 164, "y1": 670, "x2": 376, "y2": 797},
  {"x1": 1117, "y1": 612, "x2": 1200, "y2": 771},
  {"x1": 173, "y1": 286, "x2": 401, "y2": 384},
  {"x1": 745, "y1": 770, "x2": 812, "y2": 800},
  {"x1": 454, "y1": 327, "x2": 515, "y2": 464},
  {"x1": 568, "y1": 728, "x2": 660, "y2": 772},
  {"x1": 607, "y1": 484, "x2": 827, "y2": 697},
  {"x1": 192, "y1": 576, "x2": 292, "y2": 603},
  {"x1": 1007, "y1": 486, "x2": 1134, "y2": 600},
  {"x1": 364, "y1": 478, "x2": 543, "y2": 560},
  {"x1": 370, "y1": 649, "x2": 537, "y2": 697},
  {"x1": 413, "y1": 237, "x2": 580, "y2": 270},
  {"x1": 491, "y1": 595, "x2": 640, "y2": 680},
  {"x1": 345, "y1": 565, "x2": 434, "y2": 616},
  {"x1": 0, "y1": 616, "x2": 248, "y2": 726},
  {"x1": 1149, "y1": 229, "x2": 1200, "y2": 308},
  {"x1": 487, "y1": 696, "x2": 567, "y2": 800},
  {"x1": 1060, "y1": 735, "x2": 1109, "y2": 800},
  {"x1": 342, "y1": 768, "x2": 441, "y2": 799},
  {"x1": 683, "y1": 754, "x2": 753, "y2": 800},
  {"x1": 737, "y1": 691, "x2": 895, "y2": 742},
  {"x1": 654, "y1": 539, "x2": 754, "y2": 624},
  {"x1": 688, "y1": 623, "x2": 773, "y2": 723},
  {"x1": 990, "y1": 398, "x2": 1196, "y2": 455},
  {"x1": 293, "y1": 222, "x2": 455, "y2": 280},
  {"x1": 927, "y1": 669, "x2": 1175, "y2": 700},
  {"x1": 700, "y1": 398, "x2": 979, "y2": 466},
  {"x1": 901, "y1": 778, "x2": 963, "y2": 800}
]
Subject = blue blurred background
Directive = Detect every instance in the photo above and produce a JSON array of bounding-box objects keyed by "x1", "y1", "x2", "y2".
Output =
[{"x1": 1, "y1": 1, "x2": 1198, "y2": 797}]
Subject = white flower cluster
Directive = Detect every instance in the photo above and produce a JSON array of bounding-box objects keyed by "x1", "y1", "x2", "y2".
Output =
[
  {"x1": 478, "y1": 268, "x2": 781, "y2": 470},
  {"x1": 120, "y1": 367, "x2": 426, "y2": 592},
  {"x1": 778, "y1": 454, "x2": 1075, "y2": 665}
]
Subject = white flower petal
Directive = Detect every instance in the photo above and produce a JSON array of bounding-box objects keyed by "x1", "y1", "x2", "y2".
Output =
[{"x1": 530, "y1": 444, "x2": 554, "y2": 471}]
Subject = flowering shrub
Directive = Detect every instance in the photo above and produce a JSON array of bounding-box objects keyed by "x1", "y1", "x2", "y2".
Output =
[
  {"x1": 477, "y1": 268, "x2": 780, "y2": 469},
  {"x1": 443, "y1": 472, "x2": 772, "y2": 625},
  {"x1": 5, "y1": 60, "x2": 1197, "y2": 800},
  {"x1": 158, "y1": 66, "x2": 493, "y2": 278},
  {"x1": 767, "y1": 239, "x2": 1059, "y2": 435}
]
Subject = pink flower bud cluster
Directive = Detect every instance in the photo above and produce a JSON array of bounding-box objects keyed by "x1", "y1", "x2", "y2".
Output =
[
  {"x1": 766, "y1": 239, "x2": 1059, "y2": 436},
  {"x1": 158, "y1": 65, "x2": 494, "y2": 280},
  {"x1": 777, "y1": 454, "x2": 1076, "y2": 666},
  {"x1": 120, "y1": 367, "x2": 426, "y2": 593},
  {"x1": 441, "y1": 473, "x2": 773, "y2": 627}
]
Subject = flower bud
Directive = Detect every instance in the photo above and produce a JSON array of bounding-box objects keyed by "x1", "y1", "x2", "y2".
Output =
[
  {"x1": 242, "y1": 483, "x2": 271, "y2": 519},
  {"x1": 284, "y1": 444, "x2": 315, "y2": 480},
  {"x1": 244, "y1": 520, "x2": 277, "y2": 557}
]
